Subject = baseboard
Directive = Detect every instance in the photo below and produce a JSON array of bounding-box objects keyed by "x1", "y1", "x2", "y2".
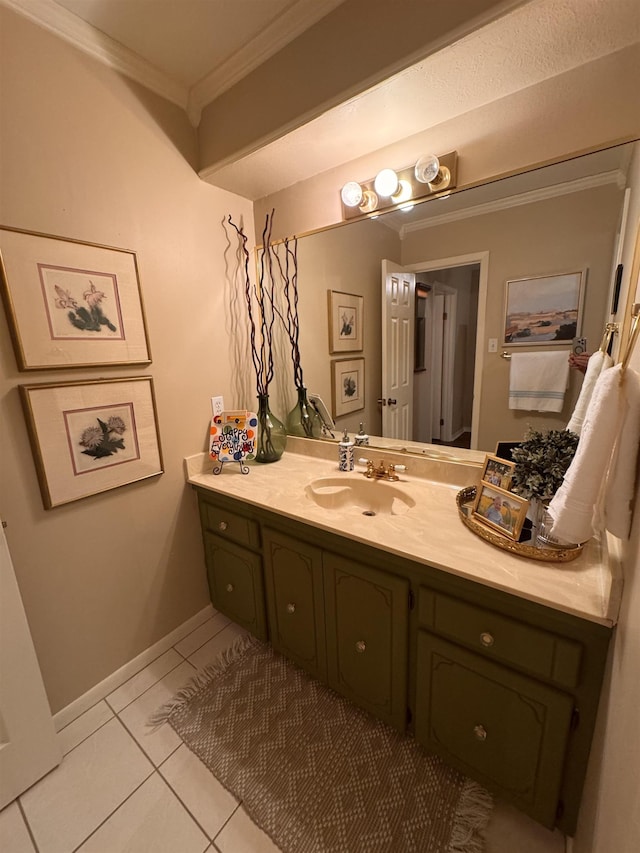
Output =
[{"x1": 53, "y1": 603, "x2": 214, "y2": 731}]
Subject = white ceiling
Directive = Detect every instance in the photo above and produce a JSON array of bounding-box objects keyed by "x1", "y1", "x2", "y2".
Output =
[{"x1": 5, "y1": 0, "x2": 639, "y2": 199}]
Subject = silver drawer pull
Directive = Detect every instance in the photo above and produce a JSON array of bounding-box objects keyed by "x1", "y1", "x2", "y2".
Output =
[
  {"x1": 225, "y1": 583, "x2": 234, "y2": 593},
  {"x1": 286, "y1": 603, "x2": 296, "y2": 614},
  {"x1": 355, "y1": 640, "x2": 366, "y2": 653},
  {"x1": 480, "y1": 632, "x2": 494, "y2": 648},
  {"x1": 474, "y1": 724, "x2": 488, "y2": 742},
  {"x1": 218, "y1": 521, "x2": 228, "y2": 531}
]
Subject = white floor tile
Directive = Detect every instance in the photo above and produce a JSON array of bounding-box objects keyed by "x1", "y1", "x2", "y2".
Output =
[
  {"x1": 19, "y1": 718, "x2": 153, "y2": 853},
  {"x1": 188, "y1": 623, "x2": 248, "y2": 672},
  {"x1": 106, "y1": 648, "x2": 185, "y2": 713},
  {"x1": 485, "y1": 800, "x2": 566, "y2": 853},
  {"x1": 160, "y1": 744, "x2": 238, "y2": 840},
  {"x1": 77, "y1": 773, "x2": 209, "y2": 853},
  {"x1": 118, "y1": 660, "x2": 197, "y2": 766},
  {"x1": 58, "y1": 700, "x2": 114, "y2": 755},
  {"x1": 175, "y1": 612, "x2": 231, "y2": 658},
  {"x1": 0, "y1": 801, "x2": 36, "y2": 853},
  {"x1": 214, "y1": 806, "x2": 280, "y2": 853}
]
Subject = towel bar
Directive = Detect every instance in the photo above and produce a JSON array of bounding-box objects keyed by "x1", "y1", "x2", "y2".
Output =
[{"x1": 501, "y1": 351, "x2": 512, "y2": 360}]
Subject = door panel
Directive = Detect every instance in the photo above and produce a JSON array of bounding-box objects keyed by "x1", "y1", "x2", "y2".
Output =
[{"x1": 381, "y1": 260, "x2": 415, "y2": 440}]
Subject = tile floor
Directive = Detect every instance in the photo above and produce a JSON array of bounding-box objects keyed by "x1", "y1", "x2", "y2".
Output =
[{"x1": 0, "y1": 612, "x2": 567, "y2": 853}]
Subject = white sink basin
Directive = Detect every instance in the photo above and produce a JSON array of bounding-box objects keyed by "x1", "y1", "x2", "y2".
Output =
[{"x1": 305, "y1": 476, "x2": 416, "y2": 517}]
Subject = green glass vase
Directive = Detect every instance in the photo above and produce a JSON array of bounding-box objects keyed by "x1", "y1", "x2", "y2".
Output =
[
  {"x1": 255, "y1": 394, "x2": 287, "y2": 463},
  {"x1": 286, "y1": 386, "x2": 322, "y2": 438}
]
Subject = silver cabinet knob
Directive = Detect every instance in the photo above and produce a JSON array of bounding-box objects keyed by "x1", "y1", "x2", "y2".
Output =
[
  {"x1": 355, "y1": 640, "x2": 366, "y2": 653},
  {"x1": 218, "y1": 521, "x2": 228, "y2": 531},
  {"x1": 286, "y1": 603, "x2": 296, "y2": 614},
  {"x1": 474, "y1": 724, "x2": 488, "y2": 741},
  {"x1": 480, "y1": 632, "x2": 494, "y2": 648},
  {"x1": 225, "y1": 583, "x2": 234, "y2": 593}
]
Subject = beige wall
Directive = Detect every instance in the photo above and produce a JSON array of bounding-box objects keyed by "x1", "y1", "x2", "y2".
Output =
[
  {"x1": 254, "y1": 44, "x2": 640, "y2": 242},
  {"x1": 0, "y1": 8, "x2": 255, "y2": 713},
  {"x1": 269, "y1": 219, "x2": 401, "y2": 436},
  {"x1": 400, "y1": 183, "x2": 622, "y2": 450}
]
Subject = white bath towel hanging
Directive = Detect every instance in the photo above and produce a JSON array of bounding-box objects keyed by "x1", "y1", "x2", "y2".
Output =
[
  {"x1": 566, "y1": 350, "x2": 613, "y2": 435},
  {"x1": 509, "y1": 351, "x2": 570, "y2": 412},
  {"x1": 547, "y1": 364, "x2": 640, "y2": 543}
]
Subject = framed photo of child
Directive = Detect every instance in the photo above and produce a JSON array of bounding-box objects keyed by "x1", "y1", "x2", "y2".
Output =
[
  {"x1": 472, "y1": 483, "x2": 529, "y2": 540},
  {"x1": 480, "y1": 454, "x2": 516, "y2": 491}
]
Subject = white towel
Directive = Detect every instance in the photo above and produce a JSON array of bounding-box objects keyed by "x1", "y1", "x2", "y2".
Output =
[
  {"x1": 566, "y1": 350, "x2": 613, "y2": 435},
  {"x1": 547, "y1": 364, "x2": 630, "y2": 544},
  {"x1": 603, "y1": 368, "x2": 640, "y2": 539},
  {"x1": 509, "y1": 352, "x2": 570, "y2": 412}
]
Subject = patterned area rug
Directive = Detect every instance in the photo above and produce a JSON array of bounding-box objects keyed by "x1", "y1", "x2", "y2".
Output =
[{"x1": 152, "y1": 636, "x2": 492, "y2": 853}]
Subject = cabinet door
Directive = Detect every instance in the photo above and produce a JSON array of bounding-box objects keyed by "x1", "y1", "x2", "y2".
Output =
[
  {"x1": 263, "y1": 529, "x2": 326, "y2": 681},
  {"x1": 203, "y1": 532, "x2": 267, "y2": 640},
  {"x1": 415, "y1": 631, "x2": 573, "y2": 828},
  {"x1": 323, "y1": 553, "x2": 409, "y2": 730}
]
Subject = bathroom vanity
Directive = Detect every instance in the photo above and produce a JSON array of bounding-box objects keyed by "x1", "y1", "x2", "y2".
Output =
[{"x1": 186, "y1": 439, "x2": 621, "y2": 835}]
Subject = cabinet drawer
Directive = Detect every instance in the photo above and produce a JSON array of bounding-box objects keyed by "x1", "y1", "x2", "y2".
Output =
[
  {"x1": 415, "y1": 631, "x2": 573, "y2": 828},
  {"x1": 263, "y1": 529, "x2": 327, "y2": 681},
  {"x1": 203, "y1": 532, "x2": 267, "y2": 640},
  {"x1": 418, "y1": 588, "x2": 582, "y2": 688},
  {"x1": 199, "y1": 497, "x2": 260, "y2": 549},
  {"x1": 324, "y1": 553, "x2": 408, "y2": 731}
]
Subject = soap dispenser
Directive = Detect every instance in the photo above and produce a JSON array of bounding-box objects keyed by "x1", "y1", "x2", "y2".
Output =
[
  {"x1": 338, "y1": 429, "x2": 354, "y2": 471},
  {"x1": 354, "y1": 422, "x2": 369, "y2": 447}
]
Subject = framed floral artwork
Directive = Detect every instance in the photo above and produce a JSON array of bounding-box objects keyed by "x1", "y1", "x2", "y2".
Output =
[
  {"x1": 331, "y1": 357, "x2": 365, "y2": 418},
  {"x1": 0, "y1": 226, "x2": 151, "y2": 369},
  {"x1": 328, "y1": 290, "x2": 363, "y2": 353},
  {"x1": 19, "y1": 376, "x2": 163, "y2": 509}
]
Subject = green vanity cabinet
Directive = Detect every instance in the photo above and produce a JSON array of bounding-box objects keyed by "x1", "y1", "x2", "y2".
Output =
[
  {"x1": 415, "y1": 632, "x2": 573, "y2": 827},
  {"x1": 262, "y1": 528, "x2": 327, "y2": 681},
  {"x1": 323, "y1": 553, "x2": 409, "y2": 731},
  {"x1": 194, "y1": 486, "x2": 611, "y2": 835},
  {"x1": 198, "y1": 491, "x2": 267, "y2": 641}
]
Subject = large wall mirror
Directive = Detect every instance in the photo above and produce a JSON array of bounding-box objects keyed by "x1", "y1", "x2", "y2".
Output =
[{"x1": 271, "y1": 140, "x2": 638, "y2": 457}]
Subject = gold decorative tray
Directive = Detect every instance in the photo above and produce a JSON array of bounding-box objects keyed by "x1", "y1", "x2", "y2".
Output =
[{"x1": 456, "y1": 486, "x2": 583, "y2": 563}]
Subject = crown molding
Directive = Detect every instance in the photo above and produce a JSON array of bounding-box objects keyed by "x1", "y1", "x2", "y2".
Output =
[
  {"x1": 189, "y1": 0, "x2": 344, "y2": 118},
  {"x1": 397, "y1": 170, "x2": 624, "y2": 239},
  {"x1": 2, "y1": 0, "x2": 189, "y2": 111}
]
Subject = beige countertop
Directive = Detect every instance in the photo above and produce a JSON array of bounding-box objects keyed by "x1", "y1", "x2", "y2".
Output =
[{"x1": 185, "y1": 438, "x2": 622, "y2": 628}]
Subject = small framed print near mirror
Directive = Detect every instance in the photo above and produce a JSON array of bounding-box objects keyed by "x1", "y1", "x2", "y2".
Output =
[
  {"x1": 503, "y1": 270, "x2": 585, "y2": 346},
  {"x1": 328, "y1": 290, "x2": 363, "y2": 353},
  {"x1": 331, "y1": 357, "x2": 365, "y2": 418}
]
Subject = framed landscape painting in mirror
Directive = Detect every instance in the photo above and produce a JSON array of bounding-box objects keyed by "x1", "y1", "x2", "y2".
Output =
[
  {"x1": 0, "y1": 226, "x2": 151, "y2": 369},
  {"x1": 503, "y1": 270, "x2": 585, "y2": 346}
]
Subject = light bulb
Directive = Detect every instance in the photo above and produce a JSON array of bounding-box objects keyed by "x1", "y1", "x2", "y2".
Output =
[
  {"x1": 414, "y1": 154, "x2": 440, "y2": 184},
  {"x1": 391, "y1": 179, "x2": 412, "y2": 204},
  {"x1": 374, "y1": 168, "x2": 399, "y2": 197},
  {"x1": 359, "y1": 190, "x2": 378, "y2": 213},
  {"x1": 341, "y1": 181, "x2": 364, "y2": 207}
]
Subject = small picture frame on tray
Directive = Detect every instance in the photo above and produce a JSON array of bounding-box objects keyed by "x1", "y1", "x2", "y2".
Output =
[
  {"x1": 472, "y1": 483, "x2": 528, "y2": 541},
  {"x1": 480, "y1": 454, "x2": 516, "y2": 491}
]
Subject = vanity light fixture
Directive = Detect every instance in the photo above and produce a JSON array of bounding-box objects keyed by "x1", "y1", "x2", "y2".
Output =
[{"x1": 340, "y1": 151, "x2": 457, "y2": 221}]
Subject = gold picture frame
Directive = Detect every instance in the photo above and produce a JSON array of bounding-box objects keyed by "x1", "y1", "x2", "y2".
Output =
[
  {"x1": 480, "y1": 453, "x2": 516, "y2": 491},
  {"x1": 472, "y1": 482, "x2": 528, "y2": 541},
  {"x1": 331, "y1": 357, "x2": 365, "y2": 418},
  {"x1": 20, "y1": 376, "x2": 163, "y2": 509},
  {"x1": 328, "y1": 290, "x2": 363, "y2": 353},
  {"x1": 1, "y1": 226, "x2": 151, "y2": 369}
]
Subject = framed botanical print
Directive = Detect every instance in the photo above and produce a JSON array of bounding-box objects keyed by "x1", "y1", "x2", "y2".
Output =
[
  {"x1": 331, "y1": 357, "x2": 365, "y2": 418},
  {"x1": 328, "y1": 290, "x2": 363, "y2": 353},
  {"x1": 1, "y1": 226, "x2": 151, "y2": 369},
  {"x1": 19, "y1": 376, "x2": 163, "y2": 509}
]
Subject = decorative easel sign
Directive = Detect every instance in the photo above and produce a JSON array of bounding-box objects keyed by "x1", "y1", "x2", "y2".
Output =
[{"x1": 209, "y1": 410, "x2": 257, "y2": 474}]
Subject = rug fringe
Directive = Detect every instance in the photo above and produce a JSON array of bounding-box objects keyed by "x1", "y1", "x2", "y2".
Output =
[
  {"x1": 147, "y1": 633, "x2": 260, "y2": 729},
  {"x1": 448, "y1": 778, "x2": 494, "y2": 853}
]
